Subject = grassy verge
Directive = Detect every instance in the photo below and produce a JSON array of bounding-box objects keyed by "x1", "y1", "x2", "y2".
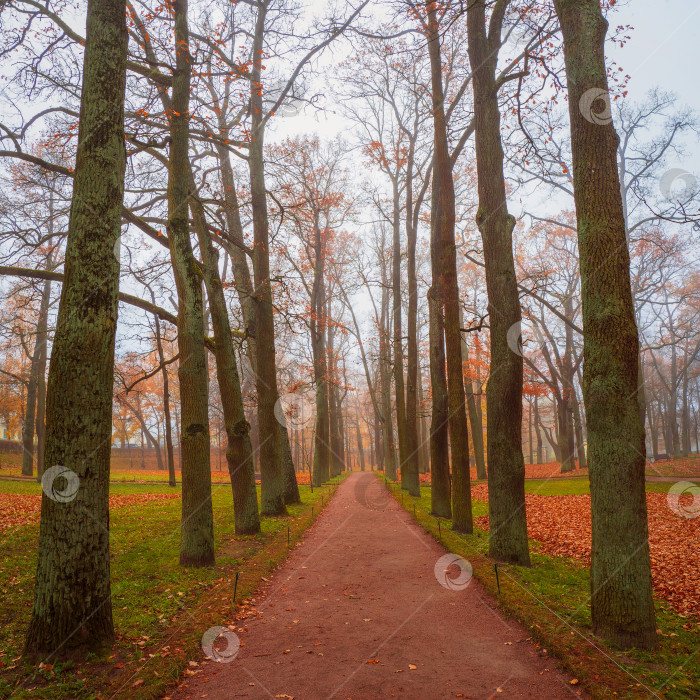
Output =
[
  {"x1": 0, "y1": 473, "x2": 346, "y2": 699},
  {"x1": 386, "y1": 478, "x2": 698, "y2": 700}
]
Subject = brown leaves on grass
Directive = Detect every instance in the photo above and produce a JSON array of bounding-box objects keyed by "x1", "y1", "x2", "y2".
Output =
[
  {"x1": 0, "y1": 492, "x2": 180, "y2": 532},
  {"x1": 471, "y1": 484, "x2": 700, "y2": 619},
  {"x1": 0, "y1": 494, "x2": 40, "y2": 531}
]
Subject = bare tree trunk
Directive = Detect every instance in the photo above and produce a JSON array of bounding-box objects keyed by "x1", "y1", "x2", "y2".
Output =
[
  {"x1": 152, "y1": 308, "x2": 176, "y2": 486},
  {"x1": 557, "y1": 396, "x2": 574, "y2": 473},
  {"x1": 427, "y1": 1, "x2": 472, "y2": 533},
  {"x1": 428, "y1": 286, "x2": 451, "y2": 518},
  {"x1": 467, "y1": 0, "x2": 528, "y2": 561},
  {"x1": 527, "y1": 399, "x2": 533, "y2": 465},
  {"x1": 169, "y1": 0, "x2": 214, "y2": 566},
  {"x1": 24, "y1": 0, "x2": 127, "y2": 655},
  {"x1": 417, "y1": 368, "x2": 430, "y2": 474},
  {"x1": 379, "y1": 259, "x2": 397, "y2": 480},
  {"x1": 327, "y1": 321, "x2": 343, "y2": 479},
  {"x1": 554, "y1": 0, "x2": 656, "y2": 649},
  {"x1": 22, "y1": 267, "x2": 52, "y2": 477},
  {"x1": 121, "y1": 396, "x2": 164, "y2": 471},
  {"x1": 216, "y1": 142, "x2": 299, "y2": 504},
  {"x1": 391, "y1": 182, "x2": 410, "y2": 489},
  {"x1": 35, "y1": 310, "x2": 49, "y2": 479},
  {"x1": 561, "y1": 297, "x2": 577, "y2": 473},
  {"x1": 572, "y1": 391, "x2": 587, "y2": 470},
  {"x1": 21, "y1": 353, "x2": 38, "y2": 476},
  {"x1": 190, "y1": 185, "x2": 260, "y2": 534},
  {"x1": 404, "y1": 164, "x2": 421, "y2": 496},
  {"x1": 682, "y1": 356, "x2": 691, "y2": 457},
  {"x1": 534, "y1": 395, "x2": 543, "y2": 464},
  {"x1": 249, "y1": 2, "x2": 286, "y2": 514},
  {"x1": 461, "y1": 308, "x2": 487, "y2": 479},
  {"x1": 311, "y1": 232, "x2": 330, "y2": 486},
  {"x1": 355, "y1": 407, "x2": 366, "y2": 471}
]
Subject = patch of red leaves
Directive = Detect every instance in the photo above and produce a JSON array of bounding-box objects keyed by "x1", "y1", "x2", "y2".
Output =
[
  {"x1": 415, "y1": 462, "x2": 589, "y2": 484},
  {"x1": 471, "y1": 484, "x2": 700, "y2": 619},
  {"x1": 647, "y1": 457, "x2": 700, "y2": 478},
  {"x1": 523, "y1": 462, "x2": 589, "y2": 479},
  {"x1": 0, "y1": 492, "x2": 180, "y2": 533}
]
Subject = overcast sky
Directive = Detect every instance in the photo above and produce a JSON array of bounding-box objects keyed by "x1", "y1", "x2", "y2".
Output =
[
  {"x1": 608, "y1": 0, "x2": 700, "y2": 165},
  {"x1": 269, "y1": 0, "x2": 700, "y2": 159}
]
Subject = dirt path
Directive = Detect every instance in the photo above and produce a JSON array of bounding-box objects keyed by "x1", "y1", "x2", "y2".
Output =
[{"x1": 170, "y1": 472, "x2": 581, "y2": 699}]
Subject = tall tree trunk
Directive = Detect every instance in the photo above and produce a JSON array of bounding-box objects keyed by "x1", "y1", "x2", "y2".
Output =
[
  {"x1": 417, "y1": 368, "x2": 430, "y2": 474},
  {"x1": 561, "y1": 296, "x2": 577, "y2": 473},
  {"x1": 327, "y1": 321, "x2": 343, "y2": 479},
  {"x1": 190, "y1": 187, "x2": 260, "y2": 534},
  {"x1": 404, "y1": 174, "x2": 421, "y2": 496},
  {"x1": 554, "y1": 0, "x2": 657, "y2": 649},
  {"x1": 681, "y1": 359, "x2": 691, "y2": 457},
  {"x1": 527, "y1": 399, "x2": 533, "y2": 465},
  {"x1": 534, "y1": 395, "x2": 544, "y2": 464},
  {"x1": 647, "y1": 402, "x2": 658, "y2": 461},
  {"x1": 461, "y1": 309, "x2": 487, "y2": 479},
  {"x1": 216, "y1": 141, "x2": 299, "y2": 504},
  {"x1": 356, "y1": 407, "x2": 366, "y2": 472},
  {"x1": 373, "y1": 409, "x2": 381, "y2": 471},
  {"x1": 280, "y1": 421, "x2": 301, "y2": 501},
  {"x1": 428, "y1": 285, "x2": 451, "y2": 518},
  {"x1": 427, "y1": 0, "x2": 473, "y2": 533},
  {"x1": 379, "y1": 267, "x2": 397, "y2": 480},
  {"x1": 169, "y1": 0, "x2": 214, "y2": 566},
  {"x1": 331, "y1": 387, "x2": 344, "y2": 477},
  {"x1": 311, "y1": 232, "x2": 330, "y2": 486},
  {"x1": 22, "y1": 354, "x2": 38, "y2": 476},
  {"x1": 122, "y1": 397, "x2": 164, "y2": 470},
  {"x1": 35, "y1": 309, "x2": 49, "y2": 480},
  {"x1": 391, "y1": 182, "x2": 410, "y2": 489},
  {"x1": 467, "y1": 0, "x2": 528, "y2": 562},
  {"x1": 249, "y1": 1, "x2": 286, "y2": 514},
  {"x1": 572, "y1": 390, "x2": 587, "y2": 470},
  {"x1": 152, "y1": 308, "x2": 176, "y2": 486},
  {"x1": 35, "y1": 218, "x2": 55, "y2": 481},
  {"x1": 24, "y1": 0, "x2": 127, "y2": 655},
  {"x1": 22, "y1": 269, "x2": 52, "y2": 477},
  {"x1": 557, "y1": 395, "x2": 574, "y2": 473}
]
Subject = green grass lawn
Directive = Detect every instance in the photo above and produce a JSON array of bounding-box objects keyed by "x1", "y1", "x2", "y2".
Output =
[
  {"x1": 0, "y1": 474, "x2": 344, "y2": 699},
  {"x1": 388, "y1": 479, "x2": 699, "y2": 700}
]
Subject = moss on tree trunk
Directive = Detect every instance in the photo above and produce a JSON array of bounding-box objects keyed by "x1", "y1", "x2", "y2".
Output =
[
  {"x1": 426, "y1": 2, "x2": 472, "y2": 533},
  {"x1": 169, "y1": 0, "x2": 214, "y2": 566},
  {"x1": 467, "y1": 0, "x2": 529, "y2": 564},
  {"x1": 190, "y1": 183, "x2": 260, "y2": 535},
  {"x1": 23, "y1": 0, "x2": 128, "y2": 656},
  {"x1": 554, "y1": 0, "x2": 657, "y2": 649}
]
